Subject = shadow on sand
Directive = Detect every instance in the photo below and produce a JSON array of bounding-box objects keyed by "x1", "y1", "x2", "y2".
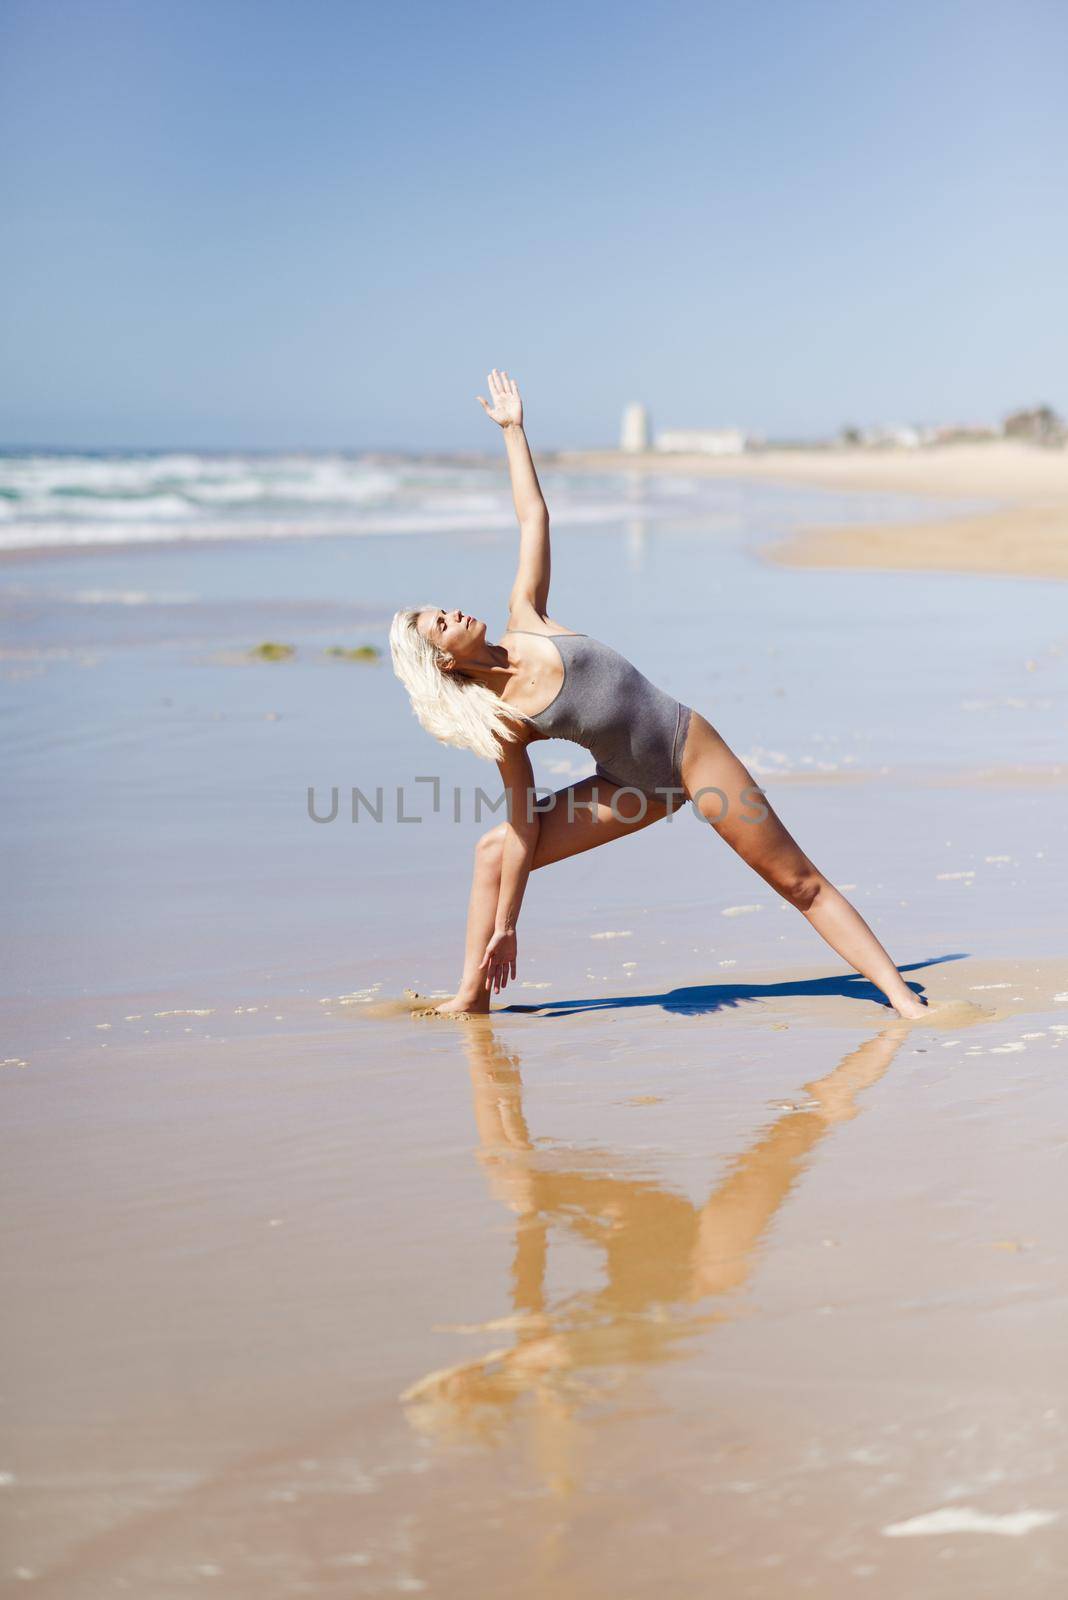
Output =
[{"x1": 497, "y1": 953, "x2": 968, "y2": 1020}]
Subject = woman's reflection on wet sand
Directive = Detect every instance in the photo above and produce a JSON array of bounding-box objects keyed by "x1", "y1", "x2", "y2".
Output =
[{"x1": 402, "y1": 1020, "x2": 912, "y2": 1479}]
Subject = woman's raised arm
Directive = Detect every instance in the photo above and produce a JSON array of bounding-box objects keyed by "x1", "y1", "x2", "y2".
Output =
[{"x1": 477, "y1": 369, "x2": 551, "y2": 615}]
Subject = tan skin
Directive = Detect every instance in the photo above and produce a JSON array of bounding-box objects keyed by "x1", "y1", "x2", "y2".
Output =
[{"x1": 415, "y1": 370, "x2": 928, "y2": 1021}]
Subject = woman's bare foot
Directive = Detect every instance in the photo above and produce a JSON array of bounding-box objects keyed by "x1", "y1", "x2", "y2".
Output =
[
  {"x1": 404, "y1": 987, "x2": 492, "y2": 1019},
  {"x1": 892, "y1": 992, "x2": 929, "y2": 1021},
  {"x1": 432, "y1": 992, "x2": 491, "y2": 1017}
]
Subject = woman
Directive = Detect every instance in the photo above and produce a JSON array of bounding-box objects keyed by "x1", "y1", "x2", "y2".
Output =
[{"x1": 389, "y1": 370, "x2": 928, "y2": 1020}]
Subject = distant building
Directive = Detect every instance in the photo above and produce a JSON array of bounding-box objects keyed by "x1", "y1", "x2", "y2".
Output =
[
  {"x1": 1003, "y1": 405, "x2": 1066, "y2": 444},
  {"x1": 856, "y1": 424, "x2": 922, "y2": 450},
  {"x1": 920, "y1": 422, "x2": 1001, "y2": 445},
  {"x1": 842, "y1": 420, "x2": 1002, "y2": 449},
  {"x1": 620, "y1": 403, "x2": 651, "y2": 453},
  {"x1": 654, "y1": 427, "x2": 748, "y2": 456}
]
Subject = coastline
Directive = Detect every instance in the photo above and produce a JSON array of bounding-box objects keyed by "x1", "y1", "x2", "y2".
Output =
[
  {"x1": 5, "y1": 440, "x2": 1066, "y2": 577},
  {"x1": 554, "y1": 441, "x2": 1068, "y2": 580}
]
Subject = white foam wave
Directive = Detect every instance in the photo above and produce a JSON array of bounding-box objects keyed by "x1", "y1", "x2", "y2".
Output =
[
  {"x1": 30, "y1": 493, "x2": 197, "y2": 521},
  {"x1": 0, "y1": 450, "x2": 703, "y2": 554}
]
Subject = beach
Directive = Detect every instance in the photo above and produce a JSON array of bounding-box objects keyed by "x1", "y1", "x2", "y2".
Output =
[
  {"x1": 3, "y1": 451, "x2": 1067, "y2": 1594},
  {"x1": 558, "y1": 440, "x2": 1068, "y2": 581}
]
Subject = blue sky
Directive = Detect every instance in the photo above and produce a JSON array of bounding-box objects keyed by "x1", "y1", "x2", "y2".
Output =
[{"x1": 2, "y1": 0, "x2": 1065, "y2": 449}]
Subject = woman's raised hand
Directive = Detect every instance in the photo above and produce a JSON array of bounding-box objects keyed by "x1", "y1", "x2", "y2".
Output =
[{"x1": 476, "y1": 368, "x2": 523, "y2": 429}]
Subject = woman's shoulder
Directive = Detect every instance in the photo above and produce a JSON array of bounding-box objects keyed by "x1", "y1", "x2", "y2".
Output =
[{"x1": 502, "y1": 599, "x2": 583, "y2": 638}]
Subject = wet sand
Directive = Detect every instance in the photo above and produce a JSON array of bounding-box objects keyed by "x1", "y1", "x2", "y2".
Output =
[
  {"x1": 4, "y1": 956, "x2": 1067, "y2": 1595},
  {"x1": 558, "y1": 441, "x2": 1068, "y2": 580},
  {"x1": 3, "y1": 485, "x2": 1067, "y2": 1594}
]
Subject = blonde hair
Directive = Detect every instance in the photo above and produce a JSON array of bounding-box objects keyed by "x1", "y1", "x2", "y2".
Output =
[{"x1": 389, "y1": 604, "x2": 535, "y2": 763}]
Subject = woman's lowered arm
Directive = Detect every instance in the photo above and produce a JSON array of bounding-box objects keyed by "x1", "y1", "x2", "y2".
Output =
[{"x1": 478, "y1": 739, "x2": 541, "y2": 995}]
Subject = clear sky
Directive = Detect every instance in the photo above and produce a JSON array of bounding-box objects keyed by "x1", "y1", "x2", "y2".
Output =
[{"x1": 2, "y1": 0, "x2": 1065, "y2": 450}]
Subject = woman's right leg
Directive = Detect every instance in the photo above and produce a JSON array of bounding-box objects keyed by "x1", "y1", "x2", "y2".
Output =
[
  {"x1": 434, "y1": 777, "x2": 671, "y2": 1014},
  {"x1": 679, "y1": 709, "x2": 927, "y2": 1019}
]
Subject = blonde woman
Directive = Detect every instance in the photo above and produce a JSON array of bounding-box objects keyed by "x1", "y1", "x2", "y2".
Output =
[{"x1": 390, "y1": 370, "x2": 928, "y2": 1021}]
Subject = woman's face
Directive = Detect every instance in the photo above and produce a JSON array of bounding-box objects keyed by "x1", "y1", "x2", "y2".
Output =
[{"x1": 417, "y1": 606, "x2": 487, "y2": 659}]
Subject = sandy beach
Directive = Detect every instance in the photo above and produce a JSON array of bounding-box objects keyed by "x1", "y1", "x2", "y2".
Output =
[
  {"x1": 3, "y1": 459, "x2": 1067, "y2": 1594},
  {"x1": 6, "y1": 0, "x2": 1067, "y2": 1581},
  {"x1": 557, "y1": 440, "x2": 1068, "y2": 580}
]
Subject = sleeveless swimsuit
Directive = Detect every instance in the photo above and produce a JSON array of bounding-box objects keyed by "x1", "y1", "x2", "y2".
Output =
[{"x1": 508, "y1": 631, "x2": 693, "y2": 800}]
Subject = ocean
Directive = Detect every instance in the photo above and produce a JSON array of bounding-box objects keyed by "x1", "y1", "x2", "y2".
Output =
[{"x1": 0, "y1": 448, "x2": 737, "y2": 552}]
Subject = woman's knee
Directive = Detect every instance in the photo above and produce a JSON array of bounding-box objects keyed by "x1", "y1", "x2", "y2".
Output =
[
  {"x1": 475, "y1": 824, "x2": 507, "y2": 874},
  {"x1": 776, "y1": 869, "x2": 825, "y2": 913}
]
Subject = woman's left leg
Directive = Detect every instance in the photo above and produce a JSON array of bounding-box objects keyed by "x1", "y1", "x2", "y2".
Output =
[
  {"x1": 680, "y1": 710, "x2": 927, "y2": 1019},
  {"x1": 431, "y1": 776, "x2": 671, "y2": 1015}
]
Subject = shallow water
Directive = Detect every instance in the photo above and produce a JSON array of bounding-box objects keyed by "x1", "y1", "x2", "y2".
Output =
[
  {"x1": 3, "y1": 468, "x2": 1066, "y2": 1000},
  {"x1": 2, "y1": 468, "x2": 1067, "y2": 1593}
]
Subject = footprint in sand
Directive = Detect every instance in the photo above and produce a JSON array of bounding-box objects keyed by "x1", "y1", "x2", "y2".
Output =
[
  {"x1": 350, "y1": 985, "x2": 450, "y2": 1024},
  {"x1": 915, "y1": 998, "x2": 997, "y2": 1030}
]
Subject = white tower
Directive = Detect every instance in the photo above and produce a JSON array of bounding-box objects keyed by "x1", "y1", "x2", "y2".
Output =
[{"x1": 620, "y1": 403, "x2": 650, "y2": 453}]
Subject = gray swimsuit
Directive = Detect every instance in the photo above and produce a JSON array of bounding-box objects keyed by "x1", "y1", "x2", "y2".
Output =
[{"x1": 509, "y1": 630, "x2": 693, "y2": 800}]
